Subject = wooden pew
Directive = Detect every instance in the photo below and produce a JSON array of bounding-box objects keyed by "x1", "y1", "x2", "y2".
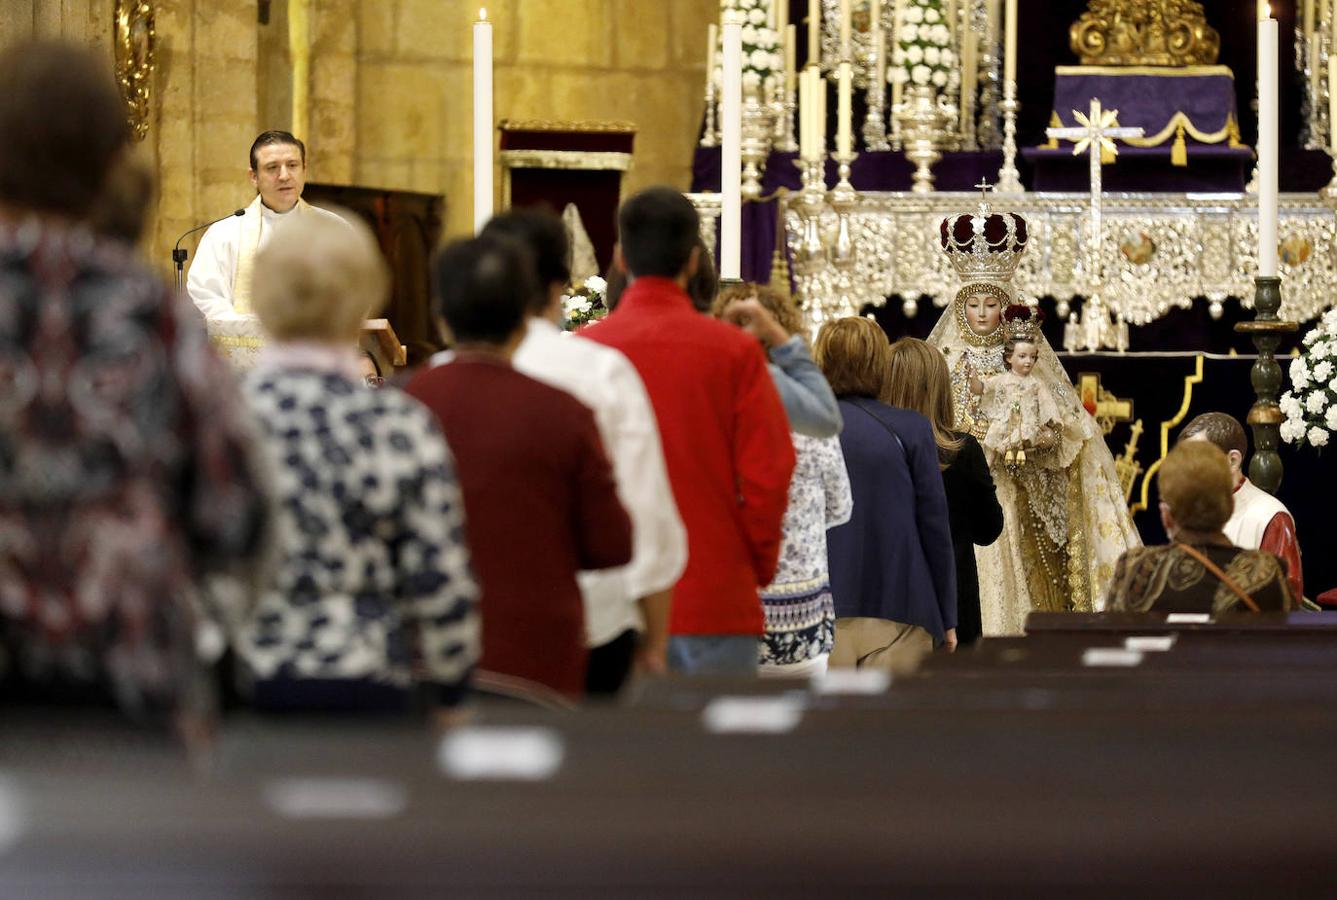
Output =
[{"x1": 1026, "y1": 610, "x2": 1337, "y2": 636}]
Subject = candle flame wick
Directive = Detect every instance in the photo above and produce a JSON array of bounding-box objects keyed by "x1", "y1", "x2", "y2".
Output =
[{"x1": 479, "y1": 7, "x2": 487, "y2": 21}]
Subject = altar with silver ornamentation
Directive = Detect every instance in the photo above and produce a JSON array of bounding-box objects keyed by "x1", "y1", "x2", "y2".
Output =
[{"x1": 696, "y1": 0, "x2": 1337, "y2": 606}]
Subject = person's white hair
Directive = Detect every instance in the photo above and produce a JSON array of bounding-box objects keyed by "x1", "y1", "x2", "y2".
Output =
[{"x1": 251, "y1": 210, "x2": 388, "y2": 343}]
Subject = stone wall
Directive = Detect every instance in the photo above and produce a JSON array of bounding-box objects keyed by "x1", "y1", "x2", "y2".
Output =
[
  {"x1": 0, "y1": 0, "x2": 715, "y2": 265},
  {"x1": 283, "y1": 0, "x2": 717, "y2": 239}
]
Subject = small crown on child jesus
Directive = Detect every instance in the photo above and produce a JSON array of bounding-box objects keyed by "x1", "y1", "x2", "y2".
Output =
[{"x1": 1002, "y1": 304, "x2": 1044, "y2": 343}]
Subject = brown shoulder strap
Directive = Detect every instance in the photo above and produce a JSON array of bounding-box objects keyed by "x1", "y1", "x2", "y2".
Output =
[{"x1": 1175, "y1": 543, "x2": 1262, "y2": 613}]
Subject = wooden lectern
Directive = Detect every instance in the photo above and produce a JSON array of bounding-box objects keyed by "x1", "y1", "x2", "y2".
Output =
[
  {"x1": 305, "y1": 182, "x2": 445, "y2": 366},
  {"x1": 360, "y1": 318, "x2": 407, "y2": 377}
]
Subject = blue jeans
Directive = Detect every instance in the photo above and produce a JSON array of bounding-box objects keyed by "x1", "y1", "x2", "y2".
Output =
[{"x1": 667, "y1": 635, "x2": 759, "y2": 676}]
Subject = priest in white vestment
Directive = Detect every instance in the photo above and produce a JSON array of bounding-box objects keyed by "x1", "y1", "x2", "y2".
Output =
[
  {"x1": 1179, "y1": 412, "x2": 1305, "y2": 600},
  {"x1": 187, "y1": 130, "x2": 348, "y2": 366}
]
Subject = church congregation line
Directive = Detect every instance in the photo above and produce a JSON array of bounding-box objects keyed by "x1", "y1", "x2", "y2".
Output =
[{"x1": 0, "y1": 41, "x2": 1305, "y2": 734}]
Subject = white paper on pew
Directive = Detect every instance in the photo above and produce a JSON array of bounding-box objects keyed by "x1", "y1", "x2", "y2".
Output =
[
  {"x1": 0, "y1": 777, "x2": 26, "y2": 851},
  {"x1": 812, "y1": 669, "x2": 892, "y2": 695},
  {"x1": 1165, "y1": 613, "x2": 1212, "y2": 624},
  {"x1": 263, "y1": 777, "x2": 408, "y2": 819},
  {"x1": 438, "y1": 727, "x2": 564, "y2": 781},
  {"x1": 702, "y1": 695, "x2": 805, "y2": 734},
  {"x1": 1082, "y1": 648, "x2": 1145, "y2": 668},
  {"x1": 1125, "y1": 636, "x2": 1177, "y2": 652}
]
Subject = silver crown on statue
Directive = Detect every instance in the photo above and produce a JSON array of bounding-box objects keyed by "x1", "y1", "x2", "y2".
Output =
[{"x1": 939, "y1": 185, "x2": 1029, "y2": 284}]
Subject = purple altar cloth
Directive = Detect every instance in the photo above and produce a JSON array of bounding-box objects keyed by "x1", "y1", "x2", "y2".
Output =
[
  {"x1": 1023, "y1": 145, "x2": 1253, "y2": 192},
  {"x1": 1051, "y1": 66, "x2": 1239, "y2": 146},
  {"x1": 692, "y1": 148, "x2": 1003, "y2": 285}
]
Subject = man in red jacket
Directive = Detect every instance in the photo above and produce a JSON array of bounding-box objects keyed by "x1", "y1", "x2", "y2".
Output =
[{"x1": 585, "y1": 187, "x2": 796, "y2": 675}]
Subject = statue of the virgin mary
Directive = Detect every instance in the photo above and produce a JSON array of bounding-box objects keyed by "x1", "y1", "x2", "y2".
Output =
[{"x1": 926, "y1": 198, "x2": 1141, "y2": 634}]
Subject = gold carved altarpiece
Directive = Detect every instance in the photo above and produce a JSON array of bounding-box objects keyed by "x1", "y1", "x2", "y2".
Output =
[{"x1": 1070, "y1": 0, "x2": 1221, "y2": 67}]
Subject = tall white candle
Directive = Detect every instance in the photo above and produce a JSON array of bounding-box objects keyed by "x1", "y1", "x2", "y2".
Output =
[
  {"x1": 839, "y1": 0, "x2": 852, "y2": 59},
  {"x1": 812, "y1": 65, "x2": 823, "y2": 152},
  {"x1": 891, "y1": 0, "x2": 904, "y2": 115},
  {"x1": 799, "y1": 68, "x2": 811, "y2": 158},
  {"x1": 721, "y1": 12, "x2": 744, "y2": 280},
  {"x1": 473, "y1": 8, "x2": 493, "y2": 234},
  {"x1": 785, "y1": 24, "x2": 797, "y2": 97},
  {"x1": 774, "y1": 0, "x2": 787, "y2": 33},
  {"x1": 706, "y1": 23, "x2": 718, "y2": 83},
  {"x1": 837, "y1": 61, "x2": 853, "y2": 156},
  {"x1": 1258, "y1": 6, "x2": 1279, "y2": 277},
  {"x1": 1003, "y1": 0, "x2": 1017, "y2": 85},
  {"x1": 1328, "y1": 55, "x2": 1336, "y2": 153},
  {"x1": 808, "y1": 0, "x2": 820, "y2": 66}
]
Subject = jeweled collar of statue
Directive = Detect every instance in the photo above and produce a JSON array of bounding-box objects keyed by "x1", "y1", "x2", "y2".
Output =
[{"x1": 954, "y1": 282, "x2": 1009, "y2": 348}]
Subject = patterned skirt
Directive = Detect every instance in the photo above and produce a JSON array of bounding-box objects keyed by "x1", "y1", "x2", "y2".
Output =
[{"x1": 759, "y1": 577, "x2": 836, "y2": 668}]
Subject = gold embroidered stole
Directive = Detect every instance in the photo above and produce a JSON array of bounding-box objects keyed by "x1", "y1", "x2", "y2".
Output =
[{"x1": 232, "y1": 195, "x2": 310, "y2": 314}]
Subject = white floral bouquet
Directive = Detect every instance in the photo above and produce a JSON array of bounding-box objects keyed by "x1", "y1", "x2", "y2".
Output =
[
  {"x1": 1280, "y1": 308, "x2": 1337, "y2": 448},
  {"x1": 562, "y1": 275, "x2": 608, "y2": 332},
  {"x1": 890, "y1": 0, "x2": 958, "y2": 93},
  {"x1": 714, "y1": 0, "x2": 782, "y2": 95}
]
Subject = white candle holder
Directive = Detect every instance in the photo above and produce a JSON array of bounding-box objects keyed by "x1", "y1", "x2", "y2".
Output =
[
  {"x1": 996, "y1": 78, "x2": 1023, "y2": 193},
  {"x1": 701, "y1": 78, "x2": 719, "y2": 148},
  {"x1": 792, "y1": 157, "x2": 830, "y2": 278},
  {"x1": 773, "y1": 80, "x2": 799, "y2": 152},
  {"x1": 863, "y1": 66, "x2": 891, "y2": 151}
]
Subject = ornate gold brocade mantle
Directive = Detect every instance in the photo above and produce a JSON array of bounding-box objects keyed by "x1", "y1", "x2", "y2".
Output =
[
  {"x1": 687, "y1": 192, "x2": 1337, "y2": 327},
  {"x1": 1071, "y1": 0, "x2": 1220, "y2": 67}
]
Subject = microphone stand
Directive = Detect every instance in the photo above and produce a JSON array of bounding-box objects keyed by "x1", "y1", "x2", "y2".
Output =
[{"x1": 172, "y1": 209, "x2": 245, "y2": 293}]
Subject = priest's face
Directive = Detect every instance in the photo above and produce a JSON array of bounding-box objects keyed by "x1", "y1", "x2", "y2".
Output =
[
  {"x1": 250, "y1": 143, "x2": 306, "y2": 212},
  {"x1": 964, "y1": 291, "x2": 1002, "y2": 335}
]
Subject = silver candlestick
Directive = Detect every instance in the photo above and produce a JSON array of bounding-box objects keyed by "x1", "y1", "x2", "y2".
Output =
[
  {"x1": 863, "y1": 76, "x2": 890, "y2": 151},
  {"x1": 700, "y1": 78, "x2": 719, "y2": 148},
  {"x1": 774, "y1": 80, "x2": 798, "y2": 152},
  {"x1": 792, "y1": 157, "x2": 829, "y2": 279},
  {"x1": 996, "y1": 78, "x2": 1023, "y2": 193}
]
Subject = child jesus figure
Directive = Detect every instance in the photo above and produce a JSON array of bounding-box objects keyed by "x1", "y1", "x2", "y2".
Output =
[{"x1": 981, "y1": 326, "x2": 1063, "y2": 468}]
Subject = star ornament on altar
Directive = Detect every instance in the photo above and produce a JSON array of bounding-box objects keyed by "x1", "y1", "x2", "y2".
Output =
[
  {"x1": 1070, "y1": 105, "x2": 1125, "y2": 161},
  {"x1": 1046, "y1": 99, "x2": 1144, "y2": 168}
]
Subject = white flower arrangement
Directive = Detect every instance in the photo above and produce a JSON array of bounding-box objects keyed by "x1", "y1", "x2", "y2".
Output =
[
  {"x1": 1280, "y1": 308, "x2": 1337, "y2": 449},
  {"x1": 890, "y1": 0, "x2": 959, "y2": 94},
  {"x1": 561, "y1": 275, "x2": 608, "y2": 332},
  {"x1": 714, "y1": 0, "x2": 782, "y2": 95}
]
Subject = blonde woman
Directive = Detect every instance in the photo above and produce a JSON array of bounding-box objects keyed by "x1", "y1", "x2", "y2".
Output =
[
  {"x1": 1106, "y1": 442, "x2": 1292, "y2": 614},
  {"x1": 886, "y1": 338, "x2": 1003, "y2": 645},
  {"x1": 239, "y1": 213, "x2": 479, "y2": 713},
  {"x1": 715, "y1": 284, "x2": 852, "y2": 675}
]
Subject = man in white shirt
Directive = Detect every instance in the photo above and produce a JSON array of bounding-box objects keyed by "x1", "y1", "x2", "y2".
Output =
[
  {"x1": 483, "y1": 210, "x2": 688, "y2": 693},
  {"x1": 187, "y1": 130, "x2": 348, "y2": 320}
]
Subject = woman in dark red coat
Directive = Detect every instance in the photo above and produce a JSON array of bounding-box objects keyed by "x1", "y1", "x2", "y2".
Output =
[{"x1": 407, "y1": 235, "x2": 632, "y2": 699}]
